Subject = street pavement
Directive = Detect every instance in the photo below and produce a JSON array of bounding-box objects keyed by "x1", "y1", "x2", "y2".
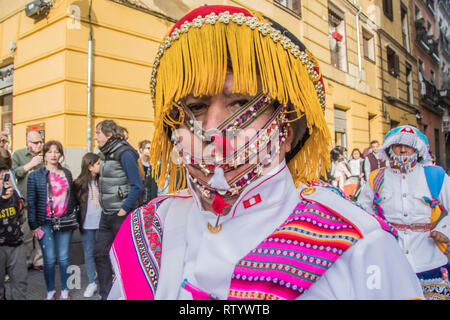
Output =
[{"x1": 5, "y1": 229, "x2": 101, "y2": 300}]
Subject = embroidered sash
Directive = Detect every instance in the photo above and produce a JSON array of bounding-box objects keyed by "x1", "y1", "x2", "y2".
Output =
[
  {"x1": 228, "y1": 196, "x2": 361, "y2": 299},
  {"x1": 227, "y1": 181, "x2": 398, "y2": 300},
  {"x1": 110, "y1": 197, "x2": 167, "y2": 299}
]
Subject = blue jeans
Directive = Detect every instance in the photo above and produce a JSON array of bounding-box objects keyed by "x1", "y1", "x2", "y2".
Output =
[
  {"x1": 81, "y1": 229, "x2": 98, "y2": 284},
  {"x1": 38, "y1": 223, "x2": 73, "y2": 292}
]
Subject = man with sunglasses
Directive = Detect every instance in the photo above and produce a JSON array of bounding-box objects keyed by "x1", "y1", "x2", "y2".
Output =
[
  {"x1": 108, "y1": 5, "x2": 423, "y2": 300},
  {"x1": 12, "y1": 131, "x2": 44, "y2": 271}
]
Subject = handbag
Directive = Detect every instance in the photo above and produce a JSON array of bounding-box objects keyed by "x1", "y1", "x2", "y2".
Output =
[{"x1": 47, "y1": 172, "x2": 78, "y2": 232}]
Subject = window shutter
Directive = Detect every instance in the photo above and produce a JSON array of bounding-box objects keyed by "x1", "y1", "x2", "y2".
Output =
[{"x1": 394, "y1": 54, "x2": 400, "y2": 76}]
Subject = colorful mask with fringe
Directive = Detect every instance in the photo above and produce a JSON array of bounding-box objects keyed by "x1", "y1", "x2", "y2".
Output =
[
  {"x1": 389, "y1": 151, "x2": 419, "y2": 173},
  {"x1": 149, "y1": 5, "x2": 331, "y2": 198},
  {"x1": 379, "y1": 125, "x2": 431, "y2": 165}
]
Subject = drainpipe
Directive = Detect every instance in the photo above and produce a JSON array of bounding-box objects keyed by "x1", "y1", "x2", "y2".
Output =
[
  {"x1": 378, "y1": 30, "x2": 387, "y2": 121},
  {"x1": 87, "y1": 0, "x2": 93, "y2": 152},
  {"x1": 355, "y1": 3, "x2": 363, "y2": 81}
]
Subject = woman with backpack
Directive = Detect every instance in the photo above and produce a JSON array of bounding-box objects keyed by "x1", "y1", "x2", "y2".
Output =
[{"x1": 358, "y1": 125, "x2": 450, "y2": 300}]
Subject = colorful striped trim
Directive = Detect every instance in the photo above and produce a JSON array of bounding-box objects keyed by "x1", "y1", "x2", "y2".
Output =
[
  {"x1": 130, "y1": 205, "x2": 162, "y2": 296},
  {"x1": 228, "y1": 196, "x2": 362, "y2": 300},
  {"x1": 129, "y1": 195, "x2": 171, "y2": 297}
]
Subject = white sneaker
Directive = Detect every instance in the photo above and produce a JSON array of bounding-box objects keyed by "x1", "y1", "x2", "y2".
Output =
[
  {"x1": 83, "y1": 282, "x2": 98, "y2": 298},
  {"x1": 60, "y1": 289, "x2": 70, "y2": 300},
  {"x1": 45, "y1": 290, "x2": 56, "y2": 300}
]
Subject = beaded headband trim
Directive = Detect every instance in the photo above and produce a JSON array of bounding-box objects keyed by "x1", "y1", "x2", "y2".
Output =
[{"x1": 150, "y1": 11, "x2": 326, "y2": 111}]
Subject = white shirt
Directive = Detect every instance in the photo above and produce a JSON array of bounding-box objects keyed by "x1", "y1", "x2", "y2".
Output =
[
  {"x1": 358, "y1": 164, "x2": 450, "y2": 273},
  {"x1": 109, "y1": 161, "x2": 423, "y2": 300},
  {"x1": 348, "y1": 158, "x2": 363, "y2": 177},
  {"x1": 83, "y1": 181, "x2": 102, "y2": 230}
]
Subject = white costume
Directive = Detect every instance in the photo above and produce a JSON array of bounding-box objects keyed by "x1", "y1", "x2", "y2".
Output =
[
  {"x1": 359, "y1": 164, "x2": 450, "y2": 273},
  {"x1": 109, "y1": 162, "x2": 423, "y2": 300},
  {"x1": 358, "y1": 125, "x2": 450, "y2": 300}
]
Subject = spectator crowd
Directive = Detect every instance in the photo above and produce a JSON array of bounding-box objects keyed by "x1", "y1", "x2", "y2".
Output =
[
  {"x1": 0, "y1": 121, "x2": 447, "y2": 300},
  {"x1": 0, "y1": 120, "x2": 164, "y2": 300}
]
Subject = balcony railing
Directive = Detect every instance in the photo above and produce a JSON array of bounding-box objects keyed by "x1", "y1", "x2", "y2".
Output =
[
  {"x1": 420, "y1": 78, "x2": 439, "y2": 105},
  {"x1": 415, "y1": 19, "x2": 440, "y2": 62}
]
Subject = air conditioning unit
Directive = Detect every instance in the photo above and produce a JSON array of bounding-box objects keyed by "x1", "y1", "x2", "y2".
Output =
[{"x1": 25, "y1": 0, "x2": 51, "y2": 20}]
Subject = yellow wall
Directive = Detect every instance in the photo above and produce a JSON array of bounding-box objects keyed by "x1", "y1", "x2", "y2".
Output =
[{"x1": 0, "y1": 0, "x2": 172, "y2": 152}]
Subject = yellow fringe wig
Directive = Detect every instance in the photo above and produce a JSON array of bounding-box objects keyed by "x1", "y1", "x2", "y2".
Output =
[{"x1": 149, "y1": 8, "x2": 331, "y2": 193}]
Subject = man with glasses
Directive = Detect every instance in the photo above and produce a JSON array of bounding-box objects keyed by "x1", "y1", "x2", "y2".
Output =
[
  {"x1": 12, "y1": 131, "x2": 44, "y2": 271},
  {"x1": 0, "y1": 132, "x2": 10, "y2": 152}
]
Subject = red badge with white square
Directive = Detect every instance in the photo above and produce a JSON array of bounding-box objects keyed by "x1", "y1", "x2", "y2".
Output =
[{"x1": 243, "y1": 194, "x2": 262, "y2": 209}]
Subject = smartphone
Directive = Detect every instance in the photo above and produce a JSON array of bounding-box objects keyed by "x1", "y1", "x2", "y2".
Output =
[
  {"x1": 1, "y1": 172, "x2": 10, "y2": 196},
  {"x1": 37, "y1": 229, "x2": 45, "y2": 240}
]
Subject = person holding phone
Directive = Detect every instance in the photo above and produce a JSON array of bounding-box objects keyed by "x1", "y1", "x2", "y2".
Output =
[
  {"x1": 27, "y1": 140, "x2": 77, "y2": 300},
  {"x1": 0, "y1": 148, "x2": 26, "y2": 300}
]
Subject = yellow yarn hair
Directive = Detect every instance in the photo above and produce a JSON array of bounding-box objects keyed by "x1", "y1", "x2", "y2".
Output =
[{"x1": 150, "y1": 12, "x2": 331, "y2": 193}]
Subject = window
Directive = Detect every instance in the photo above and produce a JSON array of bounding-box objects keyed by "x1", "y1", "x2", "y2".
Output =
[
  {"x1": 363, "y1": 29, "x2": 375, "y2": 61},
  {"x1": 427, "y1": 20, "x2": 433, "y2": 36},
  {"x1": 328, "y1": 4, "x2": 347, "y2": 72},
  {"x1": 0, "y1": 64, "x2": 13, "y2": 150},
  {"x1": 418, "y1": 59, "x2": 425, "y2": 74},
  {"x1": 387, "y1": 46, "x2": 400, "y2": 77},
  {"x1": 368, "y1": 113, "x2": 376, "y2": 143},
  {"x1": 274, "y1": 0, "x2": 301, "y2": 16},
  {"x1": 0, "y1": 94, "x2": 12, "y2": 149},
  {"x1": 390, "y1": 120, "x2": 400, "y2": 130},
  {"x1": 415, "y1": 5, "x2": 421, "y2": 20},
  {"x1": 401, "y1": 3, "x2": 410, "y2": 52},
  {"x1": 383, "y1": 0, "x2": 394, "y2": 21},
  {"x1": 334, "y1": 108, "x2": 347, "y2": 148},
  {"x1": 405, "y1": 63, "x2": 413, "y2": 103},
  {"x1": 430, "y1": 69, "x2": 435, "y2": 84},
  {"x1": 435, "y1": 128, "x2": 440, "y2": 165}
]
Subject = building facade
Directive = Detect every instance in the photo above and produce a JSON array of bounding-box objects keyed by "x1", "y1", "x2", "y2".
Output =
[
  {"x1": 0, "y1": 0, "x2": 176, "y2": 174},
  {"x1": 436, "y1": 0, "x2": 450, "y2": 169},
  {"x1": 413, "y1": 0, "x2": 446, "y2": 166},
  {"x1": 321, "y1": 0, "x2": 420, "y2": 152}
]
